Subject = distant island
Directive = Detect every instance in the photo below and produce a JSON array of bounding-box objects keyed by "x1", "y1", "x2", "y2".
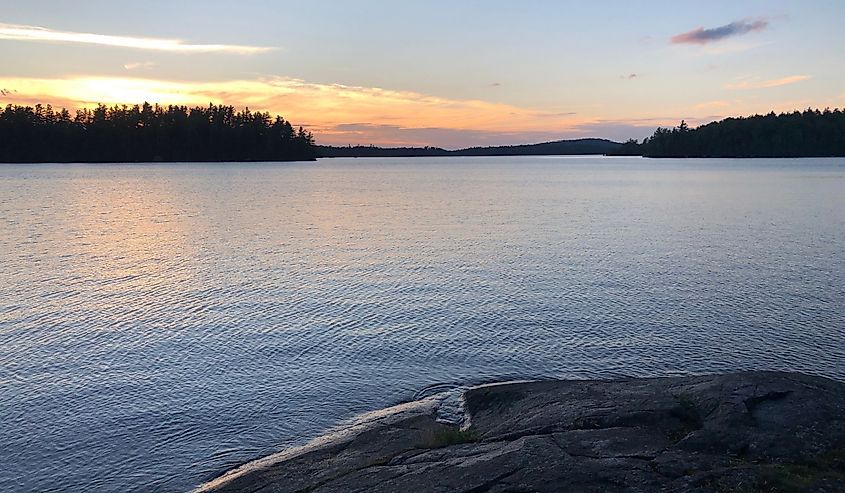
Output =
[
  {"x1": 2, "y1": 103, "x2": 844, "y2": 162},
  {"x1": 317, "y1": 138, "x2": 621, "y2": 158},
  {"x1": 0, "y1": 103, "x2": 316, "y2": 163}
]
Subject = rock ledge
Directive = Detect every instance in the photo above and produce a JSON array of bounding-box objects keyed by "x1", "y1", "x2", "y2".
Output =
[{"x1": 197, "y1": 372, "x2": 844, "y2": 492}]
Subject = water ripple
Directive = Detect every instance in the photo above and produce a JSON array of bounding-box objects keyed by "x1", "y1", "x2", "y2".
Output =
[{"x1": 0, "y1": 157, "x2": 843, "y2": 492}]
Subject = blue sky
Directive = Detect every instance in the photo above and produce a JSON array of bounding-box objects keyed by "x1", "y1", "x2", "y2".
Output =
[{"x1": 1, "y1": 0, "x2": 843, "y2": 147}]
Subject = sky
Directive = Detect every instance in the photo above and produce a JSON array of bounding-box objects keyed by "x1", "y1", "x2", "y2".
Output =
[{"x1": 0, "y1": 0, "x2": 843, "y2": 148}]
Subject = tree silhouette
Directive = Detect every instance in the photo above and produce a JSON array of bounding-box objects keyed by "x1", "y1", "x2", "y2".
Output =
[{"x1": 0, "y1": 103, "x2": 316, "y2": 162}]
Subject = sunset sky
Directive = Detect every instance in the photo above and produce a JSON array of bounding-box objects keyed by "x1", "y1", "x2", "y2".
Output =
[{"x1": 1, "y1": 0, "x2": 843, "y2": 148}]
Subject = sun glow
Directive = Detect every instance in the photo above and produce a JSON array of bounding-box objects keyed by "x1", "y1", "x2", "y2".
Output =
[
  {"x1": 0, "y1": 75, "x2": 599, "y2": 144},
  {"x1": 0, "y1": 75, "x2": 738, "y2": 147}
]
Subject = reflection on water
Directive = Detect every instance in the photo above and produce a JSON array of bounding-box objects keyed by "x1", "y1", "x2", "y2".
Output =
[{"x1": 1, "y1": 157, "x2": 844, "y2": 492}]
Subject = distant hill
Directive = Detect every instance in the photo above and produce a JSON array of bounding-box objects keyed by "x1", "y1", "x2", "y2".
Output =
[
  {"x1": 317, "y1": 138, "x2": 622, "y2": 158},
  {"x1": 451, "y1": 138, "x2": 622, "y2": 156},
  {"x1": 316, "y1": 145, "x2": 449, "y2": 158}
]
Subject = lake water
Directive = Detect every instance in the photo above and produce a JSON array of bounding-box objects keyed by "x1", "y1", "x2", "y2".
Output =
[{"x1": 1, "y1": 156, "x2": 843, "y2": 492}]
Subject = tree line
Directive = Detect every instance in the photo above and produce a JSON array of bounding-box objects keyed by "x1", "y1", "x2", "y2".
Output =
[
  {"x1": 0, "y1": 103, "x2": 316, "y2": 162},
  {"x1": 638, "y1": 108, "x2": 845, "y2": 158},
  {"x1": 3, "y1": 103, "x2": 842, "y2": 162}
]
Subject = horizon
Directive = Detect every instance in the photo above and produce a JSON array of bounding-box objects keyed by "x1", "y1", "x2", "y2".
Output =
[{"x1": 1, "y1": 1, "x2": 843, "y2": 148}]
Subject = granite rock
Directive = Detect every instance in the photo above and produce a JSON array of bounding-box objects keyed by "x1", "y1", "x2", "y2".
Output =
[{"x1": 197, "y1": 372, "x2": 845, "y2": 493}]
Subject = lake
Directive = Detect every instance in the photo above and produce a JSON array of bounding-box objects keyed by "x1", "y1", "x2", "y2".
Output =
[{"x1": 1, "y1": 156, "x2": 843, "y2": 492}]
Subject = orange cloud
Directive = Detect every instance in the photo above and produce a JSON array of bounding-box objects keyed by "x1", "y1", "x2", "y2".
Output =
[
  {"x1": 725, "y1": 75, "x2": 811, "y2": 89},
  {"x1": 0, "y1": 75, "x2": 590, "y2": 142}
]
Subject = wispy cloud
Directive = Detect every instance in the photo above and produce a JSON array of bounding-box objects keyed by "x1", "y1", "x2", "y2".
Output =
[
  {"x1": 672, "y1": 19, "x2": 768, "y2": 45},
  {"x1": 725, "y1": 75, "x2": 811, "y2": 89},
  {"x1": 621, "y1": 73, "x2": 639, "y2": 80},
  {"x1": 693, "y1": 100, "x2": 732, "y2": 110},
  {"x1": 0, "y1": 23, "x2": 273, "y2": 54},
  {"x1": 123, "y1": 61, "x2": 157, "y2": 70}
]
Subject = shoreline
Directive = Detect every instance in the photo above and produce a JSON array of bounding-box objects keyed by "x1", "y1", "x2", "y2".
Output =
[
  {"x1": 195, "y1": 371, "x2": 845, "y2": 492},
  {"x1": 194, "y1": 395, "x2": 447, "y2": 492}
]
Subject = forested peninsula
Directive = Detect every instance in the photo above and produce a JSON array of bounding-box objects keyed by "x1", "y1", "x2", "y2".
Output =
[
  {"x1": 635, "y1": 108, "x2": 845, "y2": 158},
  {"x1": 0, "y1": 103, "x2": 316, "y2": 162}
]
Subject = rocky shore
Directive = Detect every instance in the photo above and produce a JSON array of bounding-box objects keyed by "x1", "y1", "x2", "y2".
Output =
[{"x1": 197, "y1": 372, "x2": 844, "y2": 492}]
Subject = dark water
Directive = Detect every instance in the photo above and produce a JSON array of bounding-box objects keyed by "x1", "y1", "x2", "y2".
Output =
[{"x1": 1, "y1": 157, "x2": 843, "y2": 492}]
